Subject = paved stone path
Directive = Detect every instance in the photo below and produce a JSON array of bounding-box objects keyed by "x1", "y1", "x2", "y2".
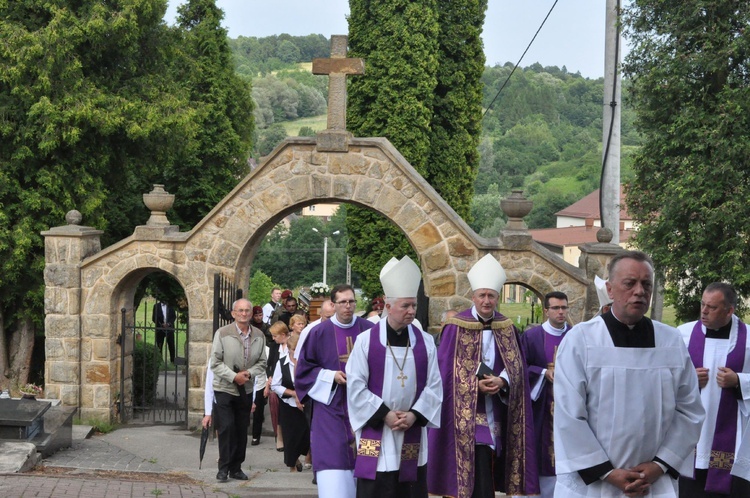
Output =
[{"x1": 6, "y1": 422, "x2": 319, "y2": 498}]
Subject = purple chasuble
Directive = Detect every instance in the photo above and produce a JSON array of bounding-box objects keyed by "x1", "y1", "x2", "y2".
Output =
[
  {"x1": 296, "y1": 317, "x2": 374, "y2": 472},
  {"x1": 354, "y1": 325, "x2": 428, "y2": 482},
  {"x1": 427, "y1": 308, "x2": 539, "y2": 498},
  {"x1": 520, "y1": 323, "x2": 567, "y2": 477},
  {"x1": 688, "y1": 319, "x2": 747, "y2": 494}
]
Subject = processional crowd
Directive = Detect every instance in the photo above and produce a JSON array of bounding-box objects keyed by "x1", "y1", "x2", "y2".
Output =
[{"x1": 204, "y1": 249, "x2": 750, "y2": 498}]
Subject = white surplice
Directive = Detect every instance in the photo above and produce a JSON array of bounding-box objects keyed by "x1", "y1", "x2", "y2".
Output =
[
  {"x1": 678, "y1": 315, "x2": 750, "y2": 471},
  {"x1": 553, "y1": 316, "x2": 705, "y2": 498},
  {"x1": 345, "y1": 319, "x2": 442, "y2": 472},
  {"x1": 733, "y1": 418, "x2": 750, "y2": 481}
]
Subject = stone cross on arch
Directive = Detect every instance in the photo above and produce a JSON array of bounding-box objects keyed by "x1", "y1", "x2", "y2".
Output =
[{"x1": 313, "y1": 35, "x2": 365, "y2": 132}]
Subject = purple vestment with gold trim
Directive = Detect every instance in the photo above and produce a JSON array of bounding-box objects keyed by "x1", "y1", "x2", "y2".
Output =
[{"x1": 426, "y1": 308, "x2": 539, "y2": 498}]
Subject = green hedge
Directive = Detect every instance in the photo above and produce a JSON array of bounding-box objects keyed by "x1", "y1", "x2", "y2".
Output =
[{"x1": 133, "y1": 341, "x2": 162, "y2": 406}]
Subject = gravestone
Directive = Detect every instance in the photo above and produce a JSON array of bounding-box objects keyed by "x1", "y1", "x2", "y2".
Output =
[
  {"x1": 0, "y1": 398, "x2": 75, "y2": 457},
  {"x1": 0, "y1": 398, "x2": 51, "y2": 441}
]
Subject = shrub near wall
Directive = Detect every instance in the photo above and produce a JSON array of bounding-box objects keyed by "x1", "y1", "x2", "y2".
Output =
[{"x1": 133, "y1": 341, "x2": 162, "y2": 406}]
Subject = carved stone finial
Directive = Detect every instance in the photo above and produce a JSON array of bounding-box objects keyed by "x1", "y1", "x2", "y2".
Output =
[
  {"x1": 65, "y1": 210, "x2": 82, "y2": 226},
  {"x1": 500, "y1": 190, "x2": 533, "y2": 230},
  {"x1": 143, "y1": 184, "x2": 175, "y2": 226},
  {"x1": 596, "y1": 227, "x2": 614, "y2": 244}
]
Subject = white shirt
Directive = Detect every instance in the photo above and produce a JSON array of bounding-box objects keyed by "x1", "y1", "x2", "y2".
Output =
[{"x1": 271, "y1": 355, "x2": 298, "y2": 408}]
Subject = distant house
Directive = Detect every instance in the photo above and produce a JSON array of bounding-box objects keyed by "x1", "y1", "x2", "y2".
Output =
[
  {"x1": 302, "y1": 203, "x2": 339, "y2": 221},
  {"x1": 554, "y1": 185, "x2": 633, "y2": 230},
  {"x1": 529, "y1": 186, "x2": 634, "y2": 266}
]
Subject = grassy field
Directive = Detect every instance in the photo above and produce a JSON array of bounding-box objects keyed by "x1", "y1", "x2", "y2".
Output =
[{"x1": 281, "y1": 114, "x2": 327, "y2": 136}]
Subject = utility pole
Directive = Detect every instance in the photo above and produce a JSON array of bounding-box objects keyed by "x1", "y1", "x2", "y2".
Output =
[{"x1": 601, "y1": 0, "x2": 621, "y2": 244}]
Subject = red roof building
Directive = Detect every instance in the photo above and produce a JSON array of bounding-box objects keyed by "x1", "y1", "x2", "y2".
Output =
[
  {"x1": 554, "y1": 186, "x2": 633, "y2": 229},
  {"x1": 529, "y1": 186, "x2": 635, "y2": 264}
]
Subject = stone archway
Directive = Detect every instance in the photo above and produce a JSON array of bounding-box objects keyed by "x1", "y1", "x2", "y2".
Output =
[{"x1": 42, "y1": 36, "x2": 620, "y2": 426}]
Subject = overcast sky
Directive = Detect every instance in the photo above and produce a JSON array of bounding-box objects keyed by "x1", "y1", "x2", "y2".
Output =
[{"x1": 166, "y1": 1, "x2": 628, "y2": 79}]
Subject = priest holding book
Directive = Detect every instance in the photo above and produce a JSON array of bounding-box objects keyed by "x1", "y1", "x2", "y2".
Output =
[{"x1": 427, "y1": 254, "x2": 538, "y2": 498}]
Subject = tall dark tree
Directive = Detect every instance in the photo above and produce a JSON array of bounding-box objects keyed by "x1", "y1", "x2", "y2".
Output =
[
  {"x1": 622, "y1": 0, "x2": 750, "y2": 320},
  {"x1": 346, "y1": 0, "x2": 439, "y2": 295},
  {"x1": 427, "y1": 0, "x2": 487, "y2": 220},
  {"x1": 0, "y1": 0, "x2": 255, "y2": 389},
  {"x1": 0, "y1": 0, "x2": 192, "y2": 388},
  {"x1": 164, "y1": 0, "x2": 255, "y2": 229}
]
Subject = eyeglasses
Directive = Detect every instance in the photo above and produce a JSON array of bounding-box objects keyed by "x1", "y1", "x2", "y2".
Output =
[
  {"x1": 547, "y1": 306, "x2": 569, "y2": 311},
  {"x1": 233, "y1": 309, "x2": 252, "y2": 314},
  {"x1": 335, "y1": 300, "x2": 357, "y2": 306}
]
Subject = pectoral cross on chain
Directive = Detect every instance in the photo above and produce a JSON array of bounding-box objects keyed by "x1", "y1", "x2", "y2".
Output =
[{"x1": 397, "y1": 371, "x2": 408, "y2": 388}]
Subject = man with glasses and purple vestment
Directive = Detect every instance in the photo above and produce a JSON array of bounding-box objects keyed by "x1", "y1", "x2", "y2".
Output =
[
  {"x1": 296, "y1": 283, "x2": 374, "y2": 498},
  {"x1": 519, "y1": 291, "x2": 571, "y2": 497},
  {"x1": 678, "y1": 282, "x2": 750, "y2": 498}
]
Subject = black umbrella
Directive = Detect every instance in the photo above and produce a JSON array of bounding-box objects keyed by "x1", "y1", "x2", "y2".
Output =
[{"x1": 199, "y1": 424, "x2": 211, "y2": 469}]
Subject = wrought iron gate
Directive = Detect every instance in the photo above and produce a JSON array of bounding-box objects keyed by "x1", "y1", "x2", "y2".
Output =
[
  {"x1": 119, "y1": 304, "x2": 189, "y2": 424},
  {"x1": 213, "y1": 273, "x2": 243, "y2": 331}
]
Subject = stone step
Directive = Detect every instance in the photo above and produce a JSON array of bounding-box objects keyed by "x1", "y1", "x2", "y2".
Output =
[{"x1": 0, "y1": 441, "x2": 39, "y2": 473}]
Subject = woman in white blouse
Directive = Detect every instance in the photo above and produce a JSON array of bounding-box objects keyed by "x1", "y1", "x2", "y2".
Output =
[
  {"x1": 265, "y1": 321, "x2": 289, "y2": 452},
  {"x1": 271, "y1": 331, "x2": 310, "y2": 472}
]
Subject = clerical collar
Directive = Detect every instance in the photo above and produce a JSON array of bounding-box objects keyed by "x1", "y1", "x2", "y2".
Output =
[
  {"x1": 706, "y1": 320, "x2": 732, "y2": 339},
  {"x1": 331, "y1": 314, "x2": 356, "y2": 329},
  {"x1": 602, "y1": 310, "x2": 655, "y2": 348},
  {"x1": 542, "y1": 320, "x2": 567, "y2": 336},
  {"x1": 386, "y1": 321, "x2": 410, "y2": 347},
  {"x1": 471, "y1": 306, "x2": 494, "y2": 330}
]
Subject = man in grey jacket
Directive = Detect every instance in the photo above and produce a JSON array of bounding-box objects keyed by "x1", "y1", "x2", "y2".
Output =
[{"x1": 211, "y1": 298, "x2": 267, "y2": 482}]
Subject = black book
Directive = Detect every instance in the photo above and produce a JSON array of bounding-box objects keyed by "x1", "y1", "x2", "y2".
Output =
[{"x1": 476, "y1": 361, "x2": 494, "y2": 379}]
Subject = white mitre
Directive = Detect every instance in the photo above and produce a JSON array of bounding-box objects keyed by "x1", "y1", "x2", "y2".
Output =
[
  {"x1": 467, "y1": 254, "x2": 506, "y2": 293},
  {"x1": 379, "y1": 256, "x2": 421, "y2": 320},
  {"x1": 379, "y1": 257, "x2": 400, "y2": 280},
  {"x1": 381, "y1": 256, "x2": 421, "y2": 298},
  {"x1": 595, "y1": 275, "x2": 611, "y2": 310}
]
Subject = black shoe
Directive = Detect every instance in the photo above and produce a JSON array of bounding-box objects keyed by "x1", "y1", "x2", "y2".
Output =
[
  {"x1": 216, "y1": 471, "x2": 228, "y2": 482},
  {"x1": 276, "y1": 447, "x2": 284, "y2": 452},
  {"x1": 251, "y1": 438, "x2": 260, "y2": 446},
  {"x1": 229, "y1": 470, "x2": 249, "y2": 480},
  {"x1": 312, "y1": 474, "x2": 317, "y2": 485},
  {"x1": 295, "y1": 461, "x2": 303, "y2": 472}
]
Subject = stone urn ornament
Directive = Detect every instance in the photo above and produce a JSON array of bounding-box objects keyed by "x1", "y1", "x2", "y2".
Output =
[
  {"x1": 143, "y1": 184, "x2": 175, "y2": 226},
  {"x1": 500, "y1": 190, "x2": 533, "y2": 230}
]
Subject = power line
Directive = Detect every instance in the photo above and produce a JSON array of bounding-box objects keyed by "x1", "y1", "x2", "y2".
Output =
[{"x1": 482, "y1": 0, "x2": 560, "y2": 119}]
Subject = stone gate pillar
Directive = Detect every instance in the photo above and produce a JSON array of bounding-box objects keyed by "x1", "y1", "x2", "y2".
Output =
[
  {"x1": 578, "y1": 228, "x2": 623, "y2": 319},
  {"x1": 41, "y1": 210, "x2": 103, "y2": 412}
]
